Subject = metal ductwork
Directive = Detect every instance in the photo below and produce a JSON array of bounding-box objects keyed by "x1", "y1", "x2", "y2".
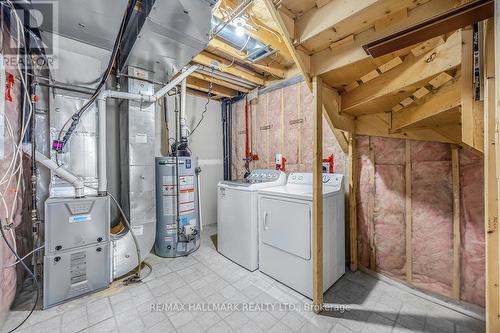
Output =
[{"x1": 119, "y1": 0, "x2": 216, "y2": 82}]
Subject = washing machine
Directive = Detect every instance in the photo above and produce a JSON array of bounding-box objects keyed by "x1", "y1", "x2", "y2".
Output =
[
  {"x1": 257, "y1": 173, "x2": 345, "y2": 298},
  {"x1": 217, "y1": 169, "x2": 286, "y2": 271}
]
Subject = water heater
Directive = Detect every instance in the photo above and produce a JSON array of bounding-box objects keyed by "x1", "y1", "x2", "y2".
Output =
[{"x1": 155, "y1": 156, "x2": 200, "y2": 257}]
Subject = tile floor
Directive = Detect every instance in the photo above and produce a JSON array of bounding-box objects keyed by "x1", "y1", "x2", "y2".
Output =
[{"x1": 2, "y1": 225, "x2": 485, "y2": 333}]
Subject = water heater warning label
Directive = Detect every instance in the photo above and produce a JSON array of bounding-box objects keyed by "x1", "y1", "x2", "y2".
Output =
[{"x1": 162, "y1": 175, "x2": 195, "y2": 215}]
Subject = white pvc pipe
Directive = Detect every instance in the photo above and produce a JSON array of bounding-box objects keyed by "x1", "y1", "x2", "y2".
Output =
[
  {"x1": 23, "y1": 145, "x2": 85, "y2": 198},
  {"x1": 97, "y1": 95, "x2": 107, "y2": 195},
  {"x1": 153, "y1": 65, "x2": 198, "y2": 101},
  {"x1": 180, "y1": 71, "x2": 188, "y2": 139}
]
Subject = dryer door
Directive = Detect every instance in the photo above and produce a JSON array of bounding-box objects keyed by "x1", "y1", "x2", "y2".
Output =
[{"x1": 260, "y1": 196, "x2": 311, "y2": 260}]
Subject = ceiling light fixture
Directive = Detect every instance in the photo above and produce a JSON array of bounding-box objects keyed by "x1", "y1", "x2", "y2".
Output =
[{"x1": 234, "y1": 17, "x2": 246, "y2": 37}]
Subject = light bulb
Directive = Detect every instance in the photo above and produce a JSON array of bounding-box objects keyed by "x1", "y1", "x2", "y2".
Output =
[{"x1": 235, "y1": 26, "x2": 245, "y2": 37}]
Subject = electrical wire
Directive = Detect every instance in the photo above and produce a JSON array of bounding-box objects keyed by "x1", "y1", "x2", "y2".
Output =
[
  {"x1": 4, "y1": 245, "x2": 44, "y2": 268},
  {"x1": 188, "y1": 69, "x2": 214, "y2": 138},
  {"x1": 0, "y1": 3, "x2": 52, "y2": 331},
  {"x1": 0, "y1": 220, "x2": 39, "y2": 333}
]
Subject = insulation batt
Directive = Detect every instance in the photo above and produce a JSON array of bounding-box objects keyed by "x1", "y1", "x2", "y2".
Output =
[
  {"x1": 353, "y1": 137, "x2": 485, "y2": 306},
  {"x1": 459, "y1": 150, "x2": 485, "y2": 306},
  {"x1": 0, "y1": 56, "x2": 29, "y2": 323},
  {"x1": 372, "y1": 138, "x2": 406, "y2": 279},
  {"x1": 232, "y1": 80, "x2": 346, "y2": 177},
  {"x1": 411, "y1": 144, "x2": 453, "y2": 297}
]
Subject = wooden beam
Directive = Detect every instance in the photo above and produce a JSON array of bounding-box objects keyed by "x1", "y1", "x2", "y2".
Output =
[
  {"x1": 451, "y1": 145, "x2": 461, "y2": 299},
  {"x1": 405, "y1": 140, "x2": 412, "y2": 282},
  {"x1": 262, "y1": 0, "x2": 349, "y2": 153},
  {"x1": 391, "y1": 79, "x2": 461, "y2": 131},
  {"x1": 312, "y1": 76, "x2": 324, "y2": 311},
  {"x1": 348, "y1": 133, "x2": 358, "y2": 272},
  {"x1": 262, "y1": 0, "x2": 311, "y2": 79},
  {"x1": 363, "y1": 0, "x2": 494, "y2": 58},
  {"x1": 341, "y1": 31, "x2": 462, "y2": 116},
  {"x1": 485, "y1": 74, "x2": 500, "y2": 333},
  {"x1": 186, "y1": 77, "x2": 238, "y2": 98},
  {"x1": 311, "y1": 0, "x2": 457, "y2": 76},
  {"x1": 295, "y1": 0, "x2": 423, "y2": 52},
  {"x1": 193, "y1": 51, "x2": 265, "y2": 86},
  {"x1": 190, "y1": 72, "x2": 250, "y2": 93},
  {"x1": 485, "y1": 16, "x2": 500, "y2": 333},
  {"x1": 208, "y1": 38, "x2": 287, "y2": 79},
  {"x1": 355, "y1": 112, "x2": 458, "y2": 143},
  {"x1": 461, "y1": 28, "x2": 484, "y2": 153}
]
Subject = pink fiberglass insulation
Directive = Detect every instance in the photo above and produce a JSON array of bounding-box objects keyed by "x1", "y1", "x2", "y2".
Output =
[
  {"x1": 372, "y1": 138, "x2": 406, "y2": 279},
  {"x1": 282, "y1": 84, "x2": 299, "y2": 166},
  {"x1": 356, "y1": 136, "x2": 371, "y2": 268},
  {"x1": 267, "y1": 89, "x2": 282, "y2": 169},
  {"x1": 232, "y1": 80, "x2": 345, "y2": 176},
  {"x1": 411, "y1": 141, "x2": 453, "y2": 298},
  {"x1": 256, "y1": 95, "x2": 269, "y2": 169},
  {"x1": 0, "y1": 61, "x2": 25, "y2": 321},
  {"x1": 231, "y1": 101, "x2": 246, "y2": 179},
  {"x1": 300, "y1": 81, "x2": 314, "y2": 172},
  {"x1": 459, "y1": 149, "x2": 485, "y2": 306}
]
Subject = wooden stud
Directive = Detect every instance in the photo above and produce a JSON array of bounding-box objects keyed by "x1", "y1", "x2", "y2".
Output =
[
  {"x1": 312, "y1": 76, "x2": 324, "y2": 311},
  {"x1": 348, "y1": 133, "x2": 358, "y2": 272},
  {"x1": 485, "y1": 75, "x2": 500, "y2": 333},
  {"x1": 373, "y1": 7, "x2": 408, "y2": 32},
  {"x1": 377, "y1": 56, "x2": 403, "y2": 73},
  {"x1": 329, "y1": 34, "x2": 355, "y2": 50},
  {"x1": 413, "y1": 87, "x2": 430, "y2": 99},
  {"x1": 341, "y1": 31, "x2": 461, "y2": 115},
  {"x1": 451, "y1": 145, "x2": 461, "y2": 300},
  {"x1": 360, "y1": 69, "x2": 380, "y2": 83},
  {"x1": 345, "y1": 81, "x2": 360, "y2": 92},
  {"x1": 484, "y1": 16, "x2": 500, "y2": 333},
  {"x1": 405, "y1": 140, "x2": 412, "y2": 282},
  {"x1": 368, "y1": 137, "x2": 376, "y2": 270},
  {"x1": 411, "y1": 35, "x2": 445, "y2": 58},
  {"x1": 315, "y1": 0, "x2": 330, "y2": 9},
  {"x1": 429, "y1": 72, "x2": 453, "y2": 89},
  {"x1": 392, "y1": 104, "x2": 403, "y2": 112},
  {"x1": 400, "y1": 97, "x2": 414, "y2": 107},
  {"x1": 461, "y1": 28, "x2": 484, "y2": 153},
  {"x1": 392, "y1": 80, "x2": 461, "y2": 131}
]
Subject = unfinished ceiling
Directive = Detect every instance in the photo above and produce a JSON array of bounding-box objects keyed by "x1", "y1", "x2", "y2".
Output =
[{"x1": 243, "y1": 0, "x2": 493, "y2": 154}]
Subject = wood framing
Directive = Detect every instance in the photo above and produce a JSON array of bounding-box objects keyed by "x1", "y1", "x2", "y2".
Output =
[
  {"x1": 391, "y1": 79, "x2": 461, "y2": 131},
  {"x1": 312, "y1": 76, "x2": 324, "y2": 311},
  {"x1": 208, "y1": 38, "x2": 287, "y2": 79},
  {"x1": 485, "y1": 15, "x2": 500, "y2": 333},
  {"x1": 262, "y1": 0, "x2": 349, "y2": 153},
  {"x1": 341, "y1": 31, "x2": 462, "y2": 116},
  {"x1": 193, "y1": 52, "x2": 265, "y2": 85},
  {"x1": 311, "y1": 0, "x2": 458, "y2": 76},
  {"x1": 461, "y1": 28, "x2": 484, "y2": 153},
  {"x1": 451, "y1": 145, "x2": 461, "y2": 299},
  {"x1": 405, "y1": 140, "x2": 412, "y2": 282},
  {"x1": 186, "y1": 77, "x2": 238, "y2": 98},
  {"x1": 348, "y1": 133, "x2": 357, "y2": 272}
]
